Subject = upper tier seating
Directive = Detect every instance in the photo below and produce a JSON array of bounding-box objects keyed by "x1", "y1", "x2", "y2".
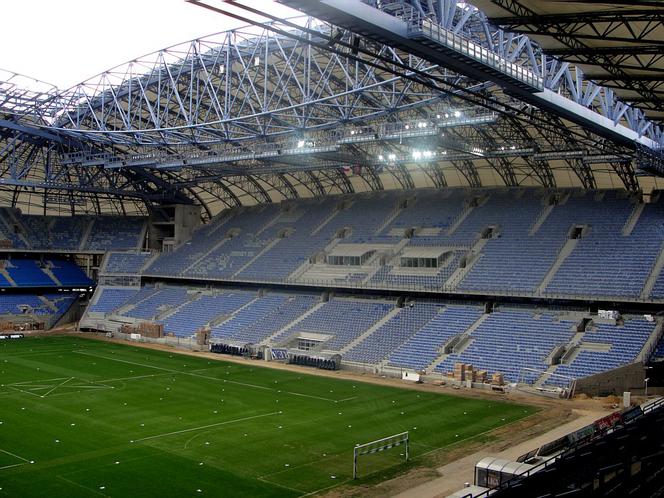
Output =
[
  {"x1": 0, "y1": 258, "x2": 92, "y2": 288},
  {"x1": 544, "y1": 192, "x2": 657, "y2": 298},
  {"x1": 103, "y1": 252, "x2": 153, "y2": 275},
  {"x1": 85, "y1": 216, "x2": 145, "y2": 251},
  {"x1": 142, "y1": 188, "x2": 664, "y2": 301},
  {"x1": 0, "y1": 209, "x2": 146, "y2": 251}
]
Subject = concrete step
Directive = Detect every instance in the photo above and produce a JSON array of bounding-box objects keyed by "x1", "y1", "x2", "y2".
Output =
[
  {"x1": 262, "y1": 300, "x2": 327, "y2": 345},
  {"x1": 78, "y1": 219, "x2": 95, "y2": 251},
  {"x1": 42, "y1": 263, "x2": 62, "y2": 287},
  {"x1": 180, "y1": 237, "x2": 229, "y2": 275},
  {"x1": 232, "y1": 238, "x2": 281, "y2": 278},
  {"x1": 538, "y1": 238, "x2": 579, "y2": 294},
  {"x1": 339, "y1": 306, "x2": 400, "y2": 354},
  {"x1": 534, "y1": 365, "x2": 559, "y2": 388},
  {"x1": 641, "y1": 242, "x2": 664, "y2": 300},
  {"x1": 622, "y1": 202, "x2": 645, "y2": 236},
  {"x1": 529, "y1": 204, "x2": 554, "y2": 235},
  {"x1": 444, "y1": 238, "x2": 489, "y2": 289},
  {"x1": 426, "y1": 312, "x2": 489, "y2": 373}
]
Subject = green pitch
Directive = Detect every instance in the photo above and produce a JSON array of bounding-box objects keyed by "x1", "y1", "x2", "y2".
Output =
[{"x1": 0, "y1": 336, "x2": 536, "y2": 497}]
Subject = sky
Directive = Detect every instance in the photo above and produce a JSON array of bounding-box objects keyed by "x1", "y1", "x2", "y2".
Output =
[{"x1": 0, "y1": 0, "x2": 299, "y2": 89}]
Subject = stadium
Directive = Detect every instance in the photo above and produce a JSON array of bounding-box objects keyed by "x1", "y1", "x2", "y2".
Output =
[{"x1": 1, "y1": 0, "x2": 664, "y2": 496}]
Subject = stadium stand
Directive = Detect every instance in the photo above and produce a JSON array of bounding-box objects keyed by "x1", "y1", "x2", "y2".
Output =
[
  {"x1": 83, "y1": 274, "x2": 661, "y2": 387},
  {"x1": 343, "y1": 302, "x2": 440, "y2": 364},
  {"x1": 388, "y1": 305, "x2": 484, "y2": 371},
  {"x1": 121, "y1": 286, "x2": 189, "y2": 320},
  {"x1": 0, "y1": 258, "x2": 92, "y2": 288},
  {"x1": 0, "y1": 210, "x2": 147, "y2": 251},
  {"x1": 141, "y1": 188, "x2": 664, "y2": 301},
  {"x1": 47, "y1": 260, "x2": 94, "y2": 286},
  {"x1": 103, "y1": 252, "x2": 154, "y2": 275},
  {"x1": 551, "y1": 319, "x2": 656, "y2": 381},
  {"x1": 0, "y1": 292, "x2": 77, "y2": 326},
  {"x1": 435, "y1": 311, "x2": 577, "y2": 382},
  {"x1": 272, "y1": 297, "x2": 393, "y2": 350},
  {"x1": 652, "y1": 335, "x2": 664, "y2": 362},
  {"x1": 212, "y1": 293, "x2": 318, "y2": 343},
  {"x1": 164, "y1": 291, "x2": 257, "y2": 337},
  {"x1": 85, "y1": 216, "x2": 146, "y2": 251},
  {"x1": 89, "y1": 287, "x2": 140, "y2": 313}
]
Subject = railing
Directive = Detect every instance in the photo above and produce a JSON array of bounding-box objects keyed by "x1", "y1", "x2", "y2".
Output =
[{"x1": 406, "y1": 17, "x2": 544, "y2": 91}]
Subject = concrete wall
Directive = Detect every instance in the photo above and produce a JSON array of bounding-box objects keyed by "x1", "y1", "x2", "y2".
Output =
[{"x1": 575, "y1": 361, "x2": 647, "y2": 397}]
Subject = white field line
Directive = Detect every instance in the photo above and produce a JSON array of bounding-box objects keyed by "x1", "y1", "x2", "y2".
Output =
[
  {"x1": 300, "y1": 478, "x2": 354, "y2": 497},
  {"x1": 132, "y1": 411, "x2": 280, "y2": 443},
  {"x1": 259, "y1": 453, "x2": 339, "y2": 479},
  {"x1": 2, "y1": 349, "x2": 78, "y2": 358},
  {"x1": 41, "y1": 377, "x2": 74, "y2": 398},
  {"x1": 284, "y1": 391, "x2": 339, "y2": 402},
  {"x1": 8, "y1": 385, "x2": 43, "y2": 397},
  {"x1": 0, "y1": 462, "x2": 27, "y2": 471},
  {"x1": 74, "y1": 350, "x2": 352, "y2": 403},
  {"x1": 8, "y1": 377, "x2": 70, "y2": 386},
  {"x1": 56, "y1": 475, "x2": 108, "y2": 497},
  {"x1": 0, "y1": 448, "x2": 29, "y2": 463},
  {"x1": 255, "y1": 476, "x2": 307, "y2": 495}
]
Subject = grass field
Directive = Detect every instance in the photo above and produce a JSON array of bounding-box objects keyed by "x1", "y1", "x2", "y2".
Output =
[{"x1": 0, "y1": 336, "x2": 536, "y2": 497}]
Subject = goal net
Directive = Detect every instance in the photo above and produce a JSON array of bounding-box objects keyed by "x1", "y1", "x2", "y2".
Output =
[{"x1": 353, "y1": 431, "x2": 409, "y2": 479}]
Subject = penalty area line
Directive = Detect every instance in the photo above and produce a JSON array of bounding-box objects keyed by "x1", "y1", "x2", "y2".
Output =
[
  {"x1": 132, "y1": 411, "x2": 281, "y2": 443},
  {"x1": 0, "y1": 448, "x2": 29, "y2": 463}
]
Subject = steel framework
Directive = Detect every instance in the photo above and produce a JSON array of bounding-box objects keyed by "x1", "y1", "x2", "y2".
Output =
[{"x1": 0, "y1": 2, "x2": 663, "y2": 215}]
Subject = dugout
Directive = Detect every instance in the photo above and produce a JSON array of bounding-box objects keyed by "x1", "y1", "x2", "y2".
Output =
[
  {"x1": 287, "y1": 352, "x2": 341, "y2": 370},
  {"x1": 475, "y1": 457, "x2": 536, "y2": 488}
]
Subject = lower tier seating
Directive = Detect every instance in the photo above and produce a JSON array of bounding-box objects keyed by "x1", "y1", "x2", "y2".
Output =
[
  {"x1": 85, "y1": 284, "x2": 658, "y2": 384},
  {"x1": 0, "y1": 292, "x2": 77, "y2": 327}
]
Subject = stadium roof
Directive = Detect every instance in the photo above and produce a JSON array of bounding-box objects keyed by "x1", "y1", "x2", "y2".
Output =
[
  {"x1": 1, "y1": 1, "x2": 663, "y2": 217},
  {"x1": 474, "y1": 0, "x2": 664, "y2": 123}
]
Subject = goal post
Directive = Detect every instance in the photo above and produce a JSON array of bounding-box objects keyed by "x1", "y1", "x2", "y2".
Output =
[{"x1": 353, "y1": 431, "x2": 409, "y2": 479}]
